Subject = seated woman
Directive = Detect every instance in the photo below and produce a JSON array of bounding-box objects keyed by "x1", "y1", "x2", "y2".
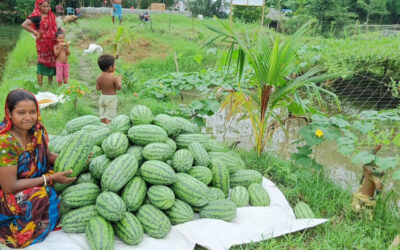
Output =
[{"x1": 0, "y1": 89, "x2": 76, "y2": 248}]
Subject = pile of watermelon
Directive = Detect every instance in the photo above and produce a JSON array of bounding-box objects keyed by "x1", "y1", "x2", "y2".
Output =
[{"x1": 50, "y1": 105, "x2": 272, "y2": 250}]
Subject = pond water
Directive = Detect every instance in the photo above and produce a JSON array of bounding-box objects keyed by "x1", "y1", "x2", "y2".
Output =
[
  {"x1": 0, "y1": 26, "x2": 20, "y2": 80},
  {"x1": 202, "y1": 107, "x2": 400, "y2": 208}
]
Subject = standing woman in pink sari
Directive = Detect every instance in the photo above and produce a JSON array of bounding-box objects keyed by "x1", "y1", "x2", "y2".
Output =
[{"x1": 21, "y1": 0, "x2": 58, "y2": 87}]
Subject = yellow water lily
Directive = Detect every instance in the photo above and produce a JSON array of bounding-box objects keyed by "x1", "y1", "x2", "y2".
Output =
[{"x1": 315, "y1": 129, "x2": 324, "y2": 138}]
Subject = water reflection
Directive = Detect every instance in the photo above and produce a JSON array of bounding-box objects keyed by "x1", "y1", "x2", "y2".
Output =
[{"x1": 204, "y1": 110, "x2": 398, "y2": 200}]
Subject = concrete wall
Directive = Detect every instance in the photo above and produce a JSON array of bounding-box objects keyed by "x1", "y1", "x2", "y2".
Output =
[{"x1": 79, "y1": 7, "x2": 192, "y2": 17}]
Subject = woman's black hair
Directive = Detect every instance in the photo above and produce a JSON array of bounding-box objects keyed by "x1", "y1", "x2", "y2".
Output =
[
  {"x1": 7, "y1": 89, "x2": 37, "y2": 113},
  {"x1": 55, "y1": 28, "x2": 65, "y2": 38}
]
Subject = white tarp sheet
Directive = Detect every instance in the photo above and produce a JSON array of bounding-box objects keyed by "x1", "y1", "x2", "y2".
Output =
[
  {"x1": 35, "y1": 92, "x2": 64, "y2": 109},
  {"x1": 16, "y1": 178, "x2": 327, "y2": 250}
]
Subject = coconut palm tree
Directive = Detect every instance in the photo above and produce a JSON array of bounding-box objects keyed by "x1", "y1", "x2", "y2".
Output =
[{"x1": 207, "y1": 20, "x2": 340, "y2": 155}]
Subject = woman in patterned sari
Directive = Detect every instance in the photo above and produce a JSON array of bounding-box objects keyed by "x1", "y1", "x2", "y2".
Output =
[
  {"x1": 21, "y1": 0, "x2": 58, "y2": 87},
  {"x1": 0, "y1": 89, "x2": 76, "y2": 248}
]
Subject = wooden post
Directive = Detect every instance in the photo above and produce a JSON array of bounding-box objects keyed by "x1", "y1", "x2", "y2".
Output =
[
  {"x1": 229, "y1": 0, "x2": 233, "y2": 28},
  {"x1": 260, "y1": 0, "x2": 265, "y2": 28},
  {"x1": 174, "y1": 52, "x2": 179, "y2": 73}
]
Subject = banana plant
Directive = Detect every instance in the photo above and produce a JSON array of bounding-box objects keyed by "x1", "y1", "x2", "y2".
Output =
[{"x1": 207, "y1": 20, "x2": 341, "y2": 155}]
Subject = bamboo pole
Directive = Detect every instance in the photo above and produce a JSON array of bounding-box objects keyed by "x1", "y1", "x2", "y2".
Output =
[
  {"x1": 260, "y1": 0, "x2": 265, "y2": 28},
  {"x1": 230, "y1": 0, "x2": 233, "y2": 28}
]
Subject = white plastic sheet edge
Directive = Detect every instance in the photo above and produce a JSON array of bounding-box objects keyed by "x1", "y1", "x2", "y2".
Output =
[{"x1": 17, "y1": 178, "x2": 328, "y2": 250}]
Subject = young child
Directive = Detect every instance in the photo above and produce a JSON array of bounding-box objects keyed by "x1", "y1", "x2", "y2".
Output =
[
  {"x1": 96, "y1": 54, "x2": 122, "y2": 124},
  {"x1": 54, "y1": 29, "x2": 71, "y2": 86}
]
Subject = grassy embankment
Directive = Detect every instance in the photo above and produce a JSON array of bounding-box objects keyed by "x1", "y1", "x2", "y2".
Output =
[{"x1": 0, "y1": 14, "x2": 399, "y2": 249}]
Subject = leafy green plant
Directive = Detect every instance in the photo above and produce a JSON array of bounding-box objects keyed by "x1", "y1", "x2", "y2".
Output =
[
  {"x1": 59, "y1": 80, "x2": 90, "y2": 112},
  {"x1": 138, "y1": 68, "x2": 254, "y2": 100},
  {"x1": 291, "y1": 113, "x2": 400, "y2": 180},
  {"x1": 207, "y1": 19, "x2": 340, "y2": 155}
]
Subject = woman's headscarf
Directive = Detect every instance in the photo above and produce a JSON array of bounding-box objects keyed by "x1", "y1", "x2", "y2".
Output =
[
  {"x1": 28, "y1": 0, "x2": 57, "y2": 40},
  {"x1": 0, "y1": 89, "x2": 49, "y2": 155}
]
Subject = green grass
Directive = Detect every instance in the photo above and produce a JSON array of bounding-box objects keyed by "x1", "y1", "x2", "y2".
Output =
[{"x1": 0, "y1": 14, "x2": 399, "y2": 249}]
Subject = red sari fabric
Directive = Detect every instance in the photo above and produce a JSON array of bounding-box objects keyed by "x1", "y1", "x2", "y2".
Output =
[
  {"x1": 0, "y1": 89, "x2": 60, "y2": 248},
  {"x1": 28, "y1": 0, "x2": 58, "y2": 68}
]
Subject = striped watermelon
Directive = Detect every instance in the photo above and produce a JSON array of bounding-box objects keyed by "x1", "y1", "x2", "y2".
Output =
[
  {"x1": 66, "y1": 115, "x2": 100, "y2": 134},
  {"x1": 61, "y1": 183, "x2": 100, "y2": 208},
  {"x1": 175, "y1": 134, "x2": 210, "y2": 148},
  {"x1": 171, "y1": 173, "x2": 209, "y2": 207},
  {"x1": 199, "y1": 200, "x2": 237, "y2": 222},
  {"x1": 89, "y1": 155, "x2": 111, "y2": 180},
  {"x1": 60, "y1": 202, "x2": 72, "y2": 217},
  {"x1": 173, "y1": 116, "x2": 199, "y2": 134},
  {"x1": 86, "y1": 216, "x2": 114, "y2": 250},
  {"x1": 121, "y1": 177, "x2": 147, "y2": 212},
  {"x1": 230, "y1": 169, "x2": 262, "y2": 188},
  {"x1": 128, "y1": 125, "x2": 168, "y2": 146},
  {"x1": 55, "y1": 131, "x2": 94, "y2": 180},
  {"x1": 83, "y1": 146, "x2": 104, "y2": 173},
  {"x1": 77, "y1": 172, "x2": 98, "y2": 185},
  {"x1": 140, "y1": 160, "x2": 176, "y2": 185},
  {"x1": 81, "y1": 124, "x2": 107, "y2": 132},
  {"x1": 203, "y1": 140, "x2": 228, "y2": 152},
  {"x1": 211, "y1": 158, "x2": 230, "y2": 197},
  {"x1": 136, "y1": 204, "x2": 171, "y2": 239},
  {"x1": 101, "y1": 153, "x2": 138, "y2": 192},
  {"x1": 89, "y1": 127, "x2": 112, "y2": 146},
  {"x1": 101, "y1": 132, "x2": 129, "y2": 159},
  {"x1": 188, "y1": 142, "x2": 210, "y2": 167},
  {"x1": 109, "y1": 114, "x2": 131, "y2": 134},
  {"x1": 96, "y1": 192, "x2": 126, "y2": 221},
  {"x1": 147, "y1": 185, "x2": 175, "y2": 210},
  {"x1": 209, "y1": 151, "x2": 245, "y2": 174},
  {"x1": 230, "y1": 186, "x2": 249, "y2": 207},
  {"x1": 172, "y1": 149, "x2": 194, "y2": 172},
  {"x1": 294, "y1": 202, "x2": 316, "y2": 219},
  {"x1": 153, "y1": 114, "x2": 181, "y2": 137},
  {"x1": 208, "y1": 187, "x2": 226, "y2": 202},
  {"x1": 187, "y1": 166, "x2": 213, "y2": 185},
  {"x1": 89, "y1": 146, "x2": 104, "y2": 162},
  {"x1": 164, "y1": 199, "x2": 194, "y2": 225},
  {"x1": 130, "y1": 105, "x2": 154, "y2": 125},
  {"x1": 248, "y1": 183, "x2": 270, "y2": 206},
  {"x1": 127, "y1": 146, "x2": 144, "y2": 163},
  {"x1": 113, "y1": 212, "x2": 144, "y2": 245},
  {"x1": 52, "y1": 134, "x2": 75, "y2": 154},
  {"x1": 142, "y1": 143, "x2": 174, "y2": 161},
  {"x1": 165, "y1": 138, "x2": 177, "y2": 152},
  {"x1": 61, "y1": 205, "x2": 99, "y2": 233}
]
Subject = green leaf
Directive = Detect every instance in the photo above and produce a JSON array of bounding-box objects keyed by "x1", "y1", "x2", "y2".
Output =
[
  {"x1": 351, "y1": 151, "x2": 375, "y2": 165},
  {"x1": 329, "y1": 116, "x2": 350, "y2": 128},
  {"x1": 193, "y1": 54, "x2": 204, "y2": 65},
  {"x1": 311, "y1": 160, "x2": 323, "y2": 170},
  {"x1": 336, "y1": 137, "x2": 355, "y2": 155},
  {"x1": 287, "y1": 102, "x2": 306, "y2": 116},
  {"x1": 190, "y1": 100, "x2": 204, "y2": 110},
  {"x1": 319, "y1": 126, "x2": 341, "y2": 141},
  {"x1": 352, "y1": 121, "x2": 374, "y2": 134},
  {"x1": 295, "y1": 157, "x2": 313, "y2": 167},
  {"x1": 311, "y1": 114, "x2": 329, "y2": 123},
  {"x1": 300, "y1": 125, "x2": 324, "y2": 146},
  {"x1": 393, "y1": 170, "x2": 400, "y2": 180},
  {"x1": 297, "y1": 145, "x2": 312, "y2": 155},
  {"x1": 375, "y1": 157, "x2": 398, "y2": 170}
]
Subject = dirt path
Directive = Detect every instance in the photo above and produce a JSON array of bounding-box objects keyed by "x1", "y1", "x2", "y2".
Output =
[{"x1": 74, "y1": 52, "x2": 100, "y2": 106}]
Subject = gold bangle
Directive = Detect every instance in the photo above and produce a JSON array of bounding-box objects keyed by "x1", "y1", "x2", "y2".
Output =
[{"x1": 42, "y1": 174, "x2": 47, "y2": 186}]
